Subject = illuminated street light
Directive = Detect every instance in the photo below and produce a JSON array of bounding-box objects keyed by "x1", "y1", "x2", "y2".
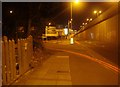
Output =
[
  {"x1": 94, "y1": 10, "x2": 97, "y2": 14},
  {"x1": 87, "y1": 18, "x2": 89, "y2": 21},
  {"x1": 94, "y1": 10, "x2": 102, "y2": 17},
  {"x1": 82, "y1": 23, "x2": 85, "y2": 25},
  {"x1": 75, "y1": 0, "x2": 79, "y2": 3},
  {"x1": 99, "y1": 11, "x2": 102, "y2": 14},
  {"x1": 90, "y1": 18, "x2": 92, "y2": 21},
  {"x1": 48, "y1": 23, "x2": 51, "y2": 25},
  {"x1": 10, "y1": 10, "x2": 13, "y2": 14},
  {"x1": 86, "y1": 18, "x2": 92, "y2": 22},
  {"x1": 70, "y1": 1, "x2": 79, "y2": 30},
  {"x1": 85, "y1": 23, "x2": 87, "y2": 25}
]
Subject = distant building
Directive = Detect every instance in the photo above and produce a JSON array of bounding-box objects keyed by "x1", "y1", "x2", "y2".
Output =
[
  {"x1": 45, "y1": 26, "x2": 58, "y2": 37},
  {"x1": 42, "y1": 25, "x2": 68, "y2": 39}
]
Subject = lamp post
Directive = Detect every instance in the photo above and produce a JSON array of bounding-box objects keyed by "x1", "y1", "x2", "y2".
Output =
[
  {"x1": 69, "y1": 0, "x2": 79, "y2": 43},
  {"x1": 46, "y1": 23, "x2": 51, "y2": 42},
  {"x1": 10, "y1": 10, "x2": 13, "y2": 14},
  {"x1": 70, "y1": 2, "x2": 73, "y2": 30},
  {"x1": 94, "y1": 10, "x2": 102, "y2": 17},
  {"x1": 70, "y1": 0, "x2": 79, "y2": 31}
]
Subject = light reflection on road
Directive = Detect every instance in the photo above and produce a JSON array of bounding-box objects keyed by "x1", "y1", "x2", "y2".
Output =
[{"x1": 47, "y1": 47, "x2": 119, "y2": 74}]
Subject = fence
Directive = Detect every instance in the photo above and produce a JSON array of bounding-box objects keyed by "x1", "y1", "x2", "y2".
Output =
[{"x1": 2, "y1": 35, "x2": 33, "y2": 85}]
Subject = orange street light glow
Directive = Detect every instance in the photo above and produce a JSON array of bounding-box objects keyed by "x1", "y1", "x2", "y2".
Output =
[
  {"x1": 75, "y1": 0, "x2": 79, "y2": 3},
  {"x1": 85, "y1": 23, "x2": 87, "y2": 25},
  {"x1": 99, "y1": 11, "x2": 102, "y2": 13},
  {"x1": 48, "y1": 23, "x2": 51, "y2": 25},
  {"x1": 90, "y1": 18, "x2": 92, "y2": 21},
  {"x1": 87, "y1": 18, "x2": 89, "y2": 21},
  {"x1": 94, "y1": 10, "x2": 97, "y2": 14}
]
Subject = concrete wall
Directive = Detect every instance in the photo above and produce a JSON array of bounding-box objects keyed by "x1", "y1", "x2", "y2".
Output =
[{"x1": 75, "y1": 4, "x2": 118, "y2": 46}]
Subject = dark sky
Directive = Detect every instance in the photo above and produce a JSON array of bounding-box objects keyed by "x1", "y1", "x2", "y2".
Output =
[{"x1": 2, "y1": 2, "x2": 117, "y2": 38}]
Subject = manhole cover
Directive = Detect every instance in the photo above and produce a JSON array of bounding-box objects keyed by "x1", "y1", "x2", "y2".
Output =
[{"x1": 57, "y1": 71, "x2": 69, "y2": 73}]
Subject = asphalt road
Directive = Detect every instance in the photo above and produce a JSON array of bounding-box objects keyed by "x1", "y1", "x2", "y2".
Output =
[
  {"x1": 76, "y1": 40, "x2": 118, "y2": 65},
  {"x1": 43, "y1": 40, "x2": 119, "y2": 85}
]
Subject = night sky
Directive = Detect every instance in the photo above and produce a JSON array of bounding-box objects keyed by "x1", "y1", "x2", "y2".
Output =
[{"x1": 2, "y1": 2, "x2": 116, "y2": 38}]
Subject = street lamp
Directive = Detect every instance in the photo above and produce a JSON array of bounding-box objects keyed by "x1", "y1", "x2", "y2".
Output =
[
  {"x1": 70, "y1": 0, "x2": 79, "y2": 30},
  {"x1": 93, "y1": 10, "x2": 102, "y2": 17},
  {"x1": 70, "y1": 2, "x2": 73, "y2": 30},
  {"x1": 86, "y1": 18, "x2": 93, "y2": 22},
  {"x1": 86, "y1": 18, "x2": 89, "y2": 21},
  {"x1": 85, "y1": 23, "x2": 87, "y2": 25},
  {"x1": 90, "y1": 18, "x2": 92, "y2": 21},
  {"x1": 82, "y1": 23, "x2": 85, "y2": 25},
  {"x1": 10, "y1": 10, "x2": 13, "y2": 14},
  {"x1": 48, "y1": 22, "x2": 51, "y2": 26},
  {"x1": 99, "y1": 11, "x2": 102, "y2": 14},
  {"x1": 75, "y1": 0, "x2": 79, "y2": 3},
  {"x1": 94, "y1": 10, "x2": 97, "y2": 14}
]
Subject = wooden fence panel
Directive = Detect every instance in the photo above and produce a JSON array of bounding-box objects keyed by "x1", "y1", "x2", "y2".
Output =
[
  {"x1": 17, "y1": 39, "x2": 22, "y2": 75},
  {"x1": 2, "y1": 36, "x2": 33, "y2": 85},
  {"x1": 2, "y1": 41, "x2": 7, "y2": 85},
  {"x1": 9, "y1": 40, "x2": 14, "y2": 81},
  {"x1": 4, "y1": 38, "x2": 10, "y2": 84},
  {"x1": 12, "y1": 40, "x2": 17, "y2": 80}
]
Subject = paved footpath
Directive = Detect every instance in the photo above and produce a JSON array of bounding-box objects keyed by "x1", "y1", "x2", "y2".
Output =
[{"x1": 13, "y1": 54, "x2": 72, "y2": 85}]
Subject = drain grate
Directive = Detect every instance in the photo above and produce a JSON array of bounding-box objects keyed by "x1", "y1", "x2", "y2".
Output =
[{"x1": 57, "y1": 71, "x2": 69, "y2": 73}]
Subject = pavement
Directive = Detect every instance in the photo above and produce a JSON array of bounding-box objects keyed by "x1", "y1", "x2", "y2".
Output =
[
  {"x1": 13, "y1": 51, "x2": 72, "y2": 85},
  {"x1": 46, "y1": 39, "x2": 70, "y2": 45}
]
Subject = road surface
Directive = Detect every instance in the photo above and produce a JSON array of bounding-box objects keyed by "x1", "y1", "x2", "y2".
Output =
[{"x1": 44, "y1": 40, "x2": 119, "y2": 85}]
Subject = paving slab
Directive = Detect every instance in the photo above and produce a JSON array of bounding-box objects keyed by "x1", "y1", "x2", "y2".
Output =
[{"x1": 13, "y1": 55, "x2": 72, "y2": 85}]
